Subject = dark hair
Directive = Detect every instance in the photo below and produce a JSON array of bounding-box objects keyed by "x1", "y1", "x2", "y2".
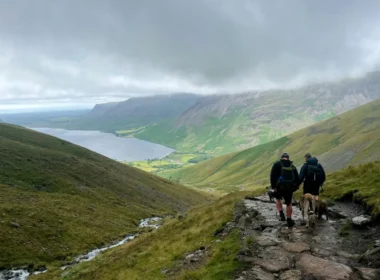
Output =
[
  {"x1": 281, "y1": 152, "x2": 289, "y2": 159},
  {"x1": 304, "y1": 153, "x2": 312, "y2": 159}
]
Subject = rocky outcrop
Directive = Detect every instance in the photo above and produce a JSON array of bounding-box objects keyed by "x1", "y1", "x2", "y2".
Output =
[{"x1": 234, "y1": 195, "x2": 379, "y2": 280}]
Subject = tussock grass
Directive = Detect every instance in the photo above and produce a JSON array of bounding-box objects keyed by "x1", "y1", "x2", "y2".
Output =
[{"x1": 323, "y1": 161, "x2": 380, "y2": 216}]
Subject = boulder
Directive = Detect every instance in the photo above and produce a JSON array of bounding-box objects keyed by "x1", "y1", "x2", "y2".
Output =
[
  {"x1": 251, "y1": 265, "x2": 275, "y2": 280},
  {"x1": 296, "y1": 253, "x2": 352, "y2": 280},
  {"x1": 237, "y1": 248, "x2": 253, "y2": 257},
  {"x1": 352, "y1": 215, "x2": 372, "y2": 226},
  {"x1": 356, "y1": 267, "x2": 380, "y2": 280},
  {"x1": 279, "y1": 270, "x2": 302, "y2": 280},
  {"x1": 10, "y1": 222, "x2": 20, "y2": 228},
  {"x1": 253, "y1": 258, "x2": 290, "y2": 273},
  {"x1": 374, "y1": 240, "x2": 380, "y2": 248},
  {"x1": 282, "y1": 242, "x2": 310, "y2": 253},
  {"x1": 256, "y1": 234, "x2": 279, "y2": 247}
]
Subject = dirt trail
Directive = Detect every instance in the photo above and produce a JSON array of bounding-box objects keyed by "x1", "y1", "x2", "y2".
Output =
[{"x1": 233, "y1": 195, "x2": 380, "y2": 280}]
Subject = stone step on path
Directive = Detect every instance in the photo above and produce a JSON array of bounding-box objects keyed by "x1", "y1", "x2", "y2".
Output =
[{"x1": 234, "y1": 195, "x2": 380, "y2": 280}]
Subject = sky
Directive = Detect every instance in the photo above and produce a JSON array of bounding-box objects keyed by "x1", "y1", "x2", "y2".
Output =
[{"x1": 1, "y1": 0, "x2": 380, "y2": 112}]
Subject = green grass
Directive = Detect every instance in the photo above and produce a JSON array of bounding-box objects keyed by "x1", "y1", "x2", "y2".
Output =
[
  {"x1": 168, "y1": 99, "x2": 380, "y2": 192},
  {"x1": 0, "y1": 124, "x2": 209, "y2": 269},
  {"x1": 126, "y1": 152, "x2": 211, "y2": 175},
  {"x1": 37, "y1": 192, "x2": 253, "y2": 280},
  {"x1": 323, "y1": 161, "x2": 380, "y2": 215}
]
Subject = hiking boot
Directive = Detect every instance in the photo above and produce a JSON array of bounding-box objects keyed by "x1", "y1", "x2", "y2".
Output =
[
  {"x1": 287, "y1": 218, "x2": 295, "y2": 228},
  {"x1": 279, "y1": 211, "x2": 286, "y2": 221}
]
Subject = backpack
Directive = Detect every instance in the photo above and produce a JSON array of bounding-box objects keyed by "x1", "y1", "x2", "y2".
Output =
[
  {"x1": 307, "y1": 163, "x2": 322, "y2": 183},
  {"x1": 278, "y1": 162, "x2": 295, "y2": 187}
]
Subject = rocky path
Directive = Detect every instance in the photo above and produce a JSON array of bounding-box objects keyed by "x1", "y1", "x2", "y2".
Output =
[{"x1": 234, "y1": 195, "x2": 380, "y2": 280}]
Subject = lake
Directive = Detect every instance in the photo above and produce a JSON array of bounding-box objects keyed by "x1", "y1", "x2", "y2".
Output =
[{"x1": 31, "y1": 128, "x2": 174, "y2": 162}]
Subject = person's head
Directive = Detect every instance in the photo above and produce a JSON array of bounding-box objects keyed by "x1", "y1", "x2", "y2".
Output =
[
  {"x1": 281, "y1": 152, "x2": 290, "y2": 160},
  {"x1": 304, "y1": 153, "x2": 312, "y2": 161}
]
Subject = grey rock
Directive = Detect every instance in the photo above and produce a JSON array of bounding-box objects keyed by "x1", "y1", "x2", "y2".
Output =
[
  {"x1": 296, "y1": 253, "x2": 352, "y2": 280},
  {"x1": 238, "y1": 248, "x2": 253, "y2": 257},
  {"x1": 238, "y1": 216, "x2": 251, "y2": 228},
  {"x1": 374, "y1": 240, "x2": 380, "y2": 248},
  {"x1": 185, "y1": 253, "x2": 195, "y2": 259},
  {"x1": 282, "y1": 242, "x2": 310, "y2": 253},
  {"x1": 251, "y1": 265, "x2": 275, "y2": 280},
  {"x1": 312, "y1": 236, "x2": 321, "y2": 244},
  {"x1": 356, "y1": 267, "x2": 380, "y2": 280},
  {"x1": 279, "y1": 270, "x2": 302, "y2": 280},
  {"x1": 10, "y1": 222, "x2": 20, "y2": 228},
  {"x1": 363, "y1": 247, "x2": 380, "y2": 258},
  {"x1": 253, "y1": 258, "x2": 290, "y2": 273},
  {"x1": 337, "y1": 251, "x2": 359, "y2": 259},
  {"x1": 352, "y1": 215, "x2": 372, "y2": 226},
  {"x1": 256, "y1": 235, "x2": 279, "y2": 247}
]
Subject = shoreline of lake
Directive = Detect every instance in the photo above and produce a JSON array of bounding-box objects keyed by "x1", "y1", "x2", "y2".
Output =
[{"x1": 29, "y1": 127, "x2": 174, "y2": 162}]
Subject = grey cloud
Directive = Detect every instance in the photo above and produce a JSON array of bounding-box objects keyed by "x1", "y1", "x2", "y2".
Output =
[{"x1": 0, "y1": 0, "x2": 380, "y2": 109}]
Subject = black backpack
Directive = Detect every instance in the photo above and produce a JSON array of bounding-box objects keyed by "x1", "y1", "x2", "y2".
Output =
[
  {"x1": 278, "y1": 162, "x2": 295, "y2": 186},
  {"x1": 307, "y1": 163, "x2": 322, "y2": 183}
]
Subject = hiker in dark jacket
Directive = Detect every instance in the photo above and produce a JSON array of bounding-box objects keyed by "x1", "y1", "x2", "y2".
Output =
[
  {"x1": 270, "y1": 153, "x2": 300, "y2": 227},
  {"x1": 299, "y1": 153, "x2": 326, "y2": 200}
]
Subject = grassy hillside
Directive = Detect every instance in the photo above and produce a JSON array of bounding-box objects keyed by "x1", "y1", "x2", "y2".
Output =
[
  {"x1": 0, "y1": 124, "x2": 208, "y2": 269},
  {"x1": 37, "y1": 191, "x2": 251, "y2": 280},
  {"x1": 37, "y1": 161, "x2": 380, "y2": 279},
  {"x1": 164, "y1": 99, "x2": 380, "y2": 192},
  {"x1": 136, "y1": 72, "x2": 380, "y2": 155},
  {"x1": 322, "y1": 161, "x2": 380, "y2": 215}
]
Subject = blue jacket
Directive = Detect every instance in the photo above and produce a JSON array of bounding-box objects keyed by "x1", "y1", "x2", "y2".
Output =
[{"x1": 299, "y1": 157, "x2": 326, "y2": 185}]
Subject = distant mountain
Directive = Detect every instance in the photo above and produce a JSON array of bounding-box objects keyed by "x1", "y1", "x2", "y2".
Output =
[
  {"x1": 163, "y1": 99, "x2": 380, "y2": 192},
  {"x1": 18, "y1": 72, "x2": 380, "y2": 156},
  {"x1": 0, "y1": 123, "x2": 207, "y2": 268},
  {"x1": 136, "y1": 72, "x2": 380, "y2": 155},
  {"x1": 68, "y1": 93, "x2": 199, "y2": 132}
]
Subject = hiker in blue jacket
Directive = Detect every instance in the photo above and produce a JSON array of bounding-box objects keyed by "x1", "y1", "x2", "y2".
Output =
[{"x1": 299, "y1": 153, "x2": 326, "y2": 200}]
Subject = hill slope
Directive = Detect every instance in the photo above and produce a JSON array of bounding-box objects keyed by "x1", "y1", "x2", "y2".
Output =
[
  {"x1": 0, "y1": 124, "x2": 208, "y2": 268},
  {"x1": 61, "y1": 93, "x2": 199, "y2": 132},
  {"x1": 40, "y1": 161, "x2": 380, "y2": 280},
  {"x1": 136, "y1": 72, "x2": 380, "y2": 155},
  {"x1": 164, "y1": 99, "x2": 380, "y2": 192}
]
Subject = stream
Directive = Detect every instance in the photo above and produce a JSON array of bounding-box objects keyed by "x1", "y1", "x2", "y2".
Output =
[{"x1": 0, "y1": 217, "x2": 163, "y2": 280}]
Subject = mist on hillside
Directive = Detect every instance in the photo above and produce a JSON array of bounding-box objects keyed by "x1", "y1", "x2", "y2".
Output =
[{"x1": 1, "y1": 1, "x2": 380, "y2": 110}]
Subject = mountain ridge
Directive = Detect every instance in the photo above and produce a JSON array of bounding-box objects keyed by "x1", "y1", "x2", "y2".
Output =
[{"x1": 162, "y1": 99, "x2": 380, "y2": 192}]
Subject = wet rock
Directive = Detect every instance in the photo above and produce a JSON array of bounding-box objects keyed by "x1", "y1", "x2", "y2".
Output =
[
  {"x1": 238, "y1": 216, "x2": 251, "y2": 228},
  {"x1": 251, "y1": 265, "x2": 275, "y2": 280},
  {"x1": 256, "y1": 234, "x2": 279, "y2": 247},
  {"x1": 337, "y1": 251, "x2": 359, "y2": 259},
  {"x1": 10, "y1": 222, "x2": 20, "y2": 228},
  {"x1": 352, "y1": 215, "x2": 372, "y2": 226},
  {"x1": 311, "y1": 247, "x2": 333, "y2": 257},
  {"x1": 296, "y1": 253, "x2": 352, "y2": 280},
  {"x1": 279, "y1": 270, "x2": 302, "y2": 280},
  {"x1": 185, "y1": 254, "x2": 195, "y2": 260},
  {"x1": 356, "y1": 267, "x2": 380, "y2": 280},
  {"x1": 253, "y1": 258, "x2": 290, "y2": 273},
  {"x1": 312, "y1": 236, "x2": 321, "y2": 244},
  {"x1": 237, "y1": 248, "x2": 253, "y2": 257},
  {"x1": 36, "y1": 265, "x2": 47, "y2": 272},
  {"x1": 282, "y1": 242, "x2": 310, "y2": 253},
  {"x1": 374, "y1": 240, "x2": 380, "y2": 248}
]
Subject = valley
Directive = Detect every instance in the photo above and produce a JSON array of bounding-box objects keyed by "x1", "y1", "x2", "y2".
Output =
[
  {"x1": 165, "y1": 99, "x2": 380, "y2": 194},
  {"x1": 0, "y1": 124, "x2": 208, "y2": 273}
]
